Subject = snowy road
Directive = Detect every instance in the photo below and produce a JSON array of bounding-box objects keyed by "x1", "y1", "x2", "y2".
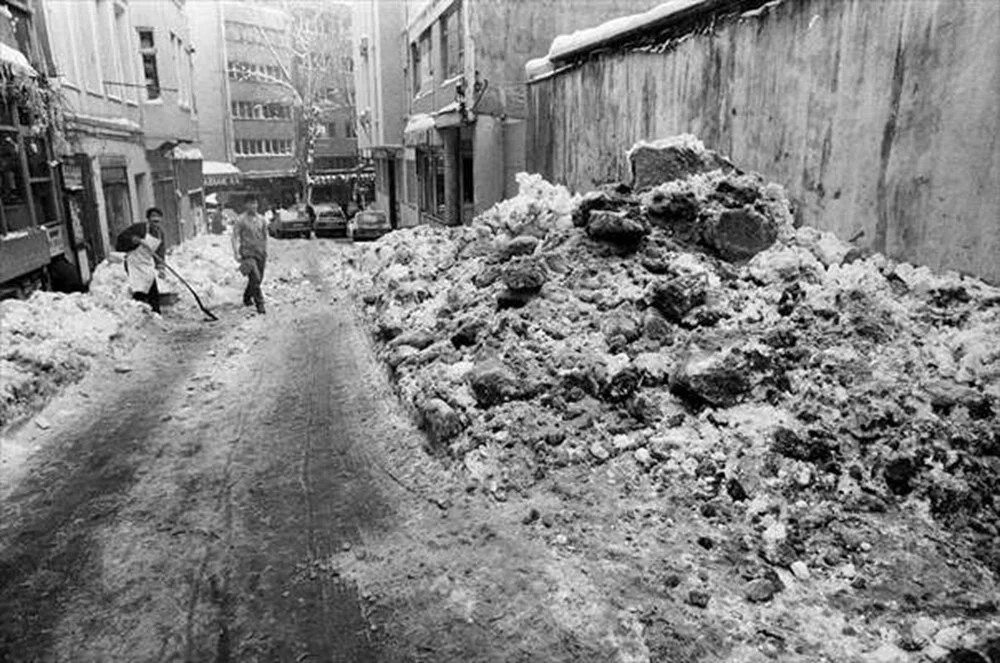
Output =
[{"x1": 0, "y1": 242, "x2": 394, "y2": 661}]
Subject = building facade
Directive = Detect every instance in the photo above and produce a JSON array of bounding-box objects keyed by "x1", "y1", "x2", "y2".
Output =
[
  {"x1": 0, "y1": 0, "x2": 74, "y2": 294},
  {"x1": 190, "y1": 0, "x2": 298, "y2": 208},
  {"x1": 395, "y1": 0, "x2": 663, "y2": 227},
  {"x1": 224, "y1": 1, "x2": 297, "y2": 208},
  {"x1": 128, "y1": 0, "x2": 202, "y2": 245},
  {"x1": 38, "y1": 0, "x2": 150, "y2": 279},
  {"x1": 38, "y1": 0, "x2": 204, "y2": 282},
  {"x1": 287, "y1": 0, "x2": 362, "y2": 209},
  {"x1": 352, "y1": 0, "x2": 405, "y2": 226}
]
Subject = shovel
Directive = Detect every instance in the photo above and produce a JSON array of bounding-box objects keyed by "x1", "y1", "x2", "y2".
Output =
[{"x1": 145, "y1": 248, "x2": 219, "y2": 321}]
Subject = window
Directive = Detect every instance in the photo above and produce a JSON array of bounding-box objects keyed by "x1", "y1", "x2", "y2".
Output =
[
  {"x1": 440, "y1": 6, "x2": 463, "y2": 80},
  {"x1": 114, "y1": 2, "x2": 136, "y2": 103},
  {"x1": 405, "y1": 156, "x2": 417, "y2": 206},
  {"x1": 171, "y1": 34, "x2": 190, "y2": 107},
  {"x1": 187, "y1": 48, "x2": 196, "y2": 113},
  {"x1": 417, "y1": 30, "x2": 433, "y2": 93},
  {"x1": 231, "y1": 101, "x2": 290, "y2": 120},
  {"x1": 410, "y1": 42, "x2": 419, "y2": 93},
  {"x1": 234, "y1": 139, "x2": 292, "y2": 157},
  {"x1": 0, "y1": 130, "x2": 30, "y2": 232},
  {"x1": 95, "y1": 0, "x2": 122, "y2": 99},
  {"x1": 415, "y1": 148, "x2": 444, "y2": 218},
  {"x1": 44, "y1": 2, "x2": 80, "y2": 88},
  {"x1": 228, "y1": 61, "x2": 285, "y2": 83},
  {"x1": 344, "y1": 120, "x2": 355, "y2": 138},
  {"x1": 82, "y1": 1, "x2": 103, "y2": 93},
  {"x1": 138, "y1": 28, "x2": 160, "y2": 100},
  {"x1": 462, "y1": 155, "x2": 473, "y2": 204}
]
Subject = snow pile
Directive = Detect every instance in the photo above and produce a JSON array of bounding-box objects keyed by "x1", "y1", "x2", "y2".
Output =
[
  {"x1": 89, "y1": 233, "x2": 248, "y2": 311},
  {"x1": 340, "y1": 137, "x2": 1000, "y2": 632},
  {"x1": 475, "y1": 172, "x2": 579, "y2": 237},
  {"x1": 0, "y1": 289, "x2": 148, "y2": 426},
  {"x1": 0, "y1": 231, "x2": 261, "y2": 426}
]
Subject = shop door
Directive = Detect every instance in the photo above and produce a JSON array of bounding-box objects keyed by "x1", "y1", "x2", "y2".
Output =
[
  {"x1": 74, "y1": 156, "x2": 105, "y2": 264},
  {"x1": 102, "y1": 183, "x2": 133, "y2": 246},
  {"x1": 387, "y1": 159, "x2": 398, "y2": 229},
  {"x1": 153, "y1": 177, "x2": 180, "y2": 248}
]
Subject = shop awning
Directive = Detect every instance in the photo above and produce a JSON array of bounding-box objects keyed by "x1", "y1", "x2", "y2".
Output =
[
  {"x1": 0, "y1": 42, "x2": 36, "y2": 77},
  {"x1": 203, "y1": 161, "x2": 240, "y2": 176},
  {"x1": 242, "y1": 169, "x2": 297, "y2": 180},
  {"x1": 202, "y1": 161, "x2": 241, "y2": 186}
]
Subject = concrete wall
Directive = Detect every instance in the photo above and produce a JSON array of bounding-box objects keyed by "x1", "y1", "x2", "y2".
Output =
[
  {"x1": 470, "y1": 0, "x2": 664, "y2": 118},
  {"x1": 528, "y1": 0, "x2": 1000, "y2": 283},
  {"x1": 473, "y1": 115, "x2": 504, "y2": 216},
  {"x1": 189, "y1": 0, "x2": 229, "y2": 162}
]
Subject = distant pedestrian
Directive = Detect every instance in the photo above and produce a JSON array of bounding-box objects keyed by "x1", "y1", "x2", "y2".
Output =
[
  {"x1": 116, "y1": 207, "x2": 166, "y2": 313},
  {"x1": 231, "y1": 198, "x2": 268, "y2": 314}
]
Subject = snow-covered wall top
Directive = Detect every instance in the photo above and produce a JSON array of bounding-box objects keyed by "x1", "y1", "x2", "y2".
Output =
[{"x1": 547, "y1": 0, "x2": 706, "y2": 61}]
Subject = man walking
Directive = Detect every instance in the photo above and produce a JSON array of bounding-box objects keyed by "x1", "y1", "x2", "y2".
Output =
[{"x1": 231, "y1": 198, "x2": 269, "y2": 314}]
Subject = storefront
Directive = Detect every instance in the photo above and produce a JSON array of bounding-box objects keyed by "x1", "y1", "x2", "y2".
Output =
[{"x1": 0, "y1": 47, "x2": 72, "y2": 295}]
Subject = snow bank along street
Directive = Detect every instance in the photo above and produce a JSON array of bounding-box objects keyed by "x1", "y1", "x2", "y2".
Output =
[
  {"x1": 0, "y1": 234, "x2": 323, "y2": 428},
  {"x1": 333, "y1": 138, "x2": 1000, "y2": 661},
  {"x1": 1, "y1": 138, "x2": 998, "y2": 662}
]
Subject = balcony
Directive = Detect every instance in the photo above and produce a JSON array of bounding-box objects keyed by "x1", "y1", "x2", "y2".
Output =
[{"x1": 314, "y1": 136, "x2": 357, "y2": 157}]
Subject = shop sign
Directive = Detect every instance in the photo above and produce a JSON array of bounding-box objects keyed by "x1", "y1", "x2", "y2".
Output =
[{"x1": 63, "y1": 163, "x2": 84, "y2": 190}]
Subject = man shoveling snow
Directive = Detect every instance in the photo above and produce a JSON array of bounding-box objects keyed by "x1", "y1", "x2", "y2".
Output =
[{"x1": 115, "y1": 207, "x2": 166, "y2": 314}]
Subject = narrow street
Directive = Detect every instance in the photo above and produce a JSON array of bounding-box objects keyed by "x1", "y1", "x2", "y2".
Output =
[{"x1": 0, "y1": 244, "x2": 395, "y2": 661}]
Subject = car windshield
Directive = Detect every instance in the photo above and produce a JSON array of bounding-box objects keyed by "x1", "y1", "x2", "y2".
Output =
[
  {"x1": 317, "y1": 205, "x2": 344, "y2": 216},
  {"x1": 356, "y1": 211, "x2": 386, "y2": 225}
]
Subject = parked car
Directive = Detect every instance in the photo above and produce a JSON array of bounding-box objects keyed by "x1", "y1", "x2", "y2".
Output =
[
  {"x1": 269, "y1": 205, "x2": 313, "y2": 239},
  {"x1": 350, "y1": 209, "x2": 392, "y2": 241},
  {"x1": 312, "y1": 203, "x2": 349, "y2": 238}
]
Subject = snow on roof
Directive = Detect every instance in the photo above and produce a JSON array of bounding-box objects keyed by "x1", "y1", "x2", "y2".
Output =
[
  {"x1": 525, "y1": 57, "x2": 554, "y2": 81},
  {"x1": 547, "y1": 0, "x2": 709, "y2": 62},
  {"x1": 67, "y1": 112, "x2": 142, "y2": 133},
  {"x1": 171, "y1": 145, "x2": 204, "y2": 161},
  {"x1": 202, "y1": 161, "x2": 241, "y2": 176},
  {"x1": 434, "y1": 101, "x2": 460, "y2": 116},
  {"x1": 404, "y1": 114, "x2": 435, "y2": 135}
]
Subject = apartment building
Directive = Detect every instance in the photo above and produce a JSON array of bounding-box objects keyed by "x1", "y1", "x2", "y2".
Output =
[
  {"x1": 396, "y1": 0, "x2": 663, "y2": 226},
  {"x1": 190, "y1": 0, "x2": 298, "y2": 207},
  {"x1": 40, "y1": 0, "x2": 150, "y2": 272},
  {"x1": 39, "y1": 0, "x2": 203, "y2": 274},
  {"x1": 128, "y1": 0, "x2": 202, "y2": 243},
  {"x1": 352, "y1": 0, "x2": 406, "y2": 226}
]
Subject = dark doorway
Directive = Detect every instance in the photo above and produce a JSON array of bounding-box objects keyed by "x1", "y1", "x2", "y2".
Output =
[{"x1": 387, "y1": 158, "x2": 398, "y2": 229}]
